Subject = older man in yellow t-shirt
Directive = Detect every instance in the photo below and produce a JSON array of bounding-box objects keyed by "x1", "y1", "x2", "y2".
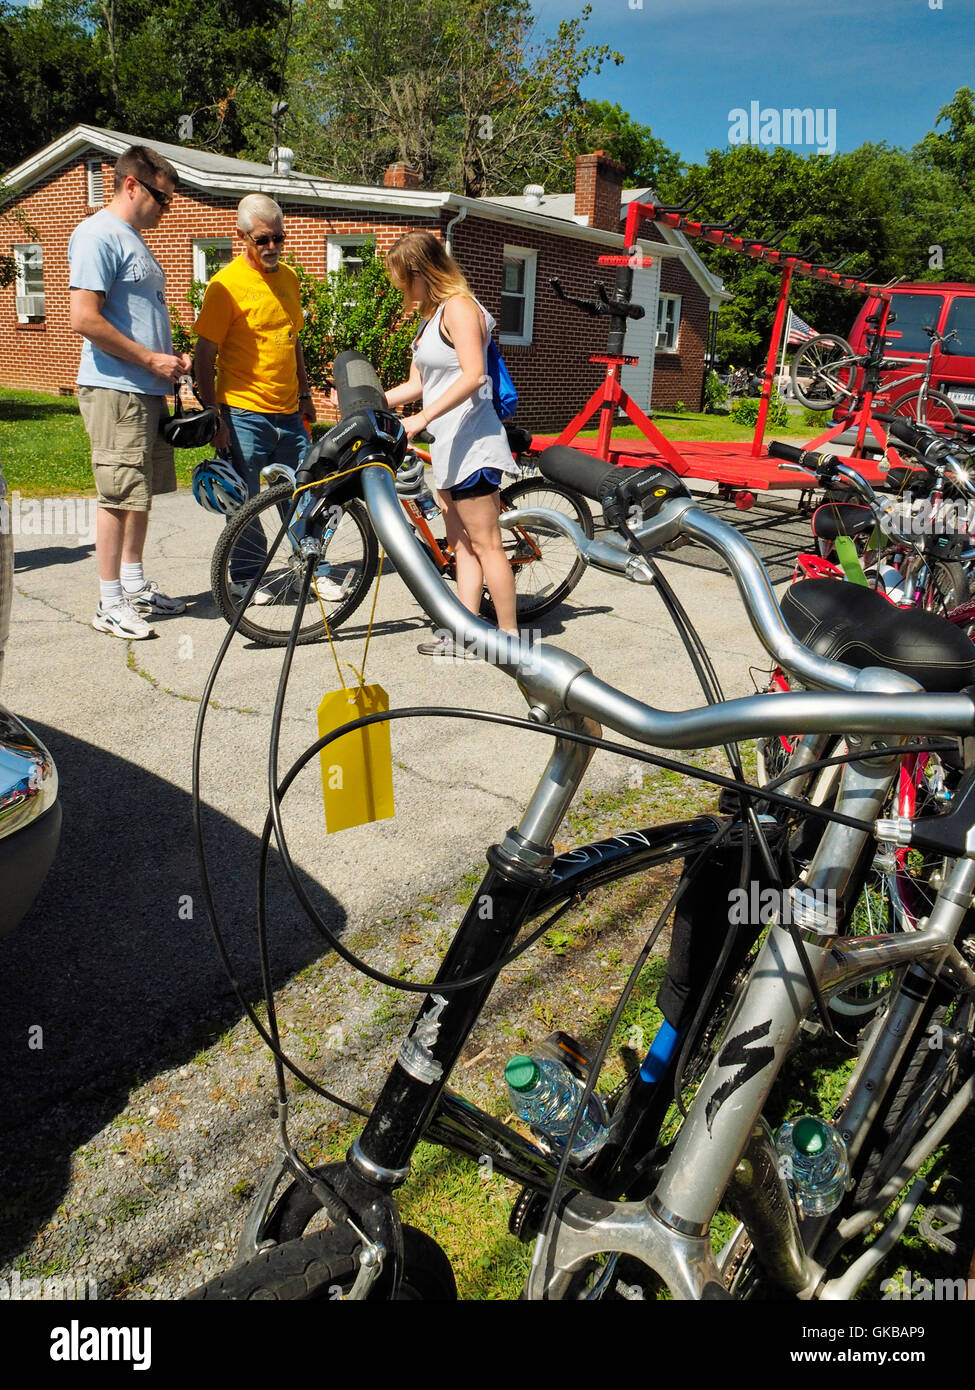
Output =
[{"x1": 194, "y1": 194, "x2": 344, "y2": 599}]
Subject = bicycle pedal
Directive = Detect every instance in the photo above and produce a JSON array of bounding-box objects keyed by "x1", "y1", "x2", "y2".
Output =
[{"x1": 539, "y1": 1031, "x2": 592, "y2": 1080}]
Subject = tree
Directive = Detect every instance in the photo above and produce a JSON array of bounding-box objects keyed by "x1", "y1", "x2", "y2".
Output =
[
  {"x1": 284, "y1": 0, "x2": 624, "y2": 195},
  {"x1": 572, "y1": 101, "x2": 683, "y2": 190},
  {"x1": 0, "y1": 1, "x2": 102, "y2": 168},
  {"x1": 914, "y1": 87, "x2": 975, "y2": 196}
]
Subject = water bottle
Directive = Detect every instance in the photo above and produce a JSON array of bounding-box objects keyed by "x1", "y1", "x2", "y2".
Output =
[
  {"x1": 505, "y1": 1054, "x2": 609, "y2": 1160},
  {"x1": 415, "y1": 484, "x2": 440, "y2": 520},
  {"x1": 774, "y1": 1114, "x2": 849, "y2": 1216}
]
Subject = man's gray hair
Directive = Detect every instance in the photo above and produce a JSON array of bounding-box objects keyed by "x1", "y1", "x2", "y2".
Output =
[{"x1": 237, "y1": 194, "x2": 284, "y2": 232}]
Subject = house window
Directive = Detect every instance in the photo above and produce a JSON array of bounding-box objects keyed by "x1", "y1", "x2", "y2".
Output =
[
  {"x1": 13, "y1": 244, "x2": 44, "y2": 322},
  {"x1": 327, "y1": 235, "x2": 371, "y2": 275},
  {"x1": 192, "y1": 238, "x2": 233, "y2": 284},
  {"x1": 87, "y1": 160, "x2": 104, "y2": 208},
  {"x1": 656, "y1": 294, "x2": 681, "y2": 351},
  {"x1": 500, "y1": 247, "x2": 537, "y2": 346}
]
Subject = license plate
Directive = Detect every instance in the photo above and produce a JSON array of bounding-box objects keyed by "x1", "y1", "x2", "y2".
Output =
[{"x1": 948, "y1": 390, "x2": 975, "y2": 406}]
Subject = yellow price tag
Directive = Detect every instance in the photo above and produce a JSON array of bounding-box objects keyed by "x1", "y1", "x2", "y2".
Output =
[{"x1": 317, "y1": 685, "x2": 395, "y2": 833}]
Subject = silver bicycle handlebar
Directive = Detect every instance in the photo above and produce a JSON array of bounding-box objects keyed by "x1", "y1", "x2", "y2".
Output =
[{"x1": 359, "y1": 465, "x2": 975, "y2": 747}]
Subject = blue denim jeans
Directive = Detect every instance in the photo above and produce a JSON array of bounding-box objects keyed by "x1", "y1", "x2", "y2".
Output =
[{"x1": 221, "y1": 407, "x2": 310, "y2": 583}]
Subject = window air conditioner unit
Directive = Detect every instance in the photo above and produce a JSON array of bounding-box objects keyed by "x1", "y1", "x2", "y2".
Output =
[
  {"x1": 656, "y1": 331, "x2": 669, "y2": 348},
  {"x1": 16, "y1": 294, "x2": 45, "y2": 317}
]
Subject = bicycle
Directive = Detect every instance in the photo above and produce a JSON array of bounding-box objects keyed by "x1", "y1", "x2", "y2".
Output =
[
  {"x1": 188, "y1": 351, "x2": 975, "y2": 1300},
  {"x1": 209, "y1": 444, "x2": 594, "y2": 647},
  {"x1": 791, "y1": 321, "x2": 962, "y2": 429}
]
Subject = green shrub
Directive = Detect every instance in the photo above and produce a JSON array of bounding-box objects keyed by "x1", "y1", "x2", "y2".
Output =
[
  {"x1": 729, "y1": 389, "x2": 789, "y2": 428},
  {"x1": 295, "y1": 240, "x2": 418, "y2": 392},
  {"x1": 703, "y1": 369, "x2": 728, "y2": 413},
  {"x1": 800, "y1": 405, "x2": 827, "y2": 427}
]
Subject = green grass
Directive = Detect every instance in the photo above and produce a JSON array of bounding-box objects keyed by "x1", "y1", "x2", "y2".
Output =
[
  {"x1": 570, "y1": 406, "x2": 814, "y2": 445},
  {"x1": 0, "y1": 388, "x2": 210, "y2": 496}
]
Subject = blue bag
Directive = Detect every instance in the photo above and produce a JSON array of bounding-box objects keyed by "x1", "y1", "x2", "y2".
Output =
[{"x1": 486, "y1": 339, "x2": 518, "y2": 420}]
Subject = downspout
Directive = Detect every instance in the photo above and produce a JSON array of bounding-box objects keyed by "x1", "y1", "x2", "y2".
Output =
[{"x1": 444, "y1": 204, "x2": 468, "y2": 254}]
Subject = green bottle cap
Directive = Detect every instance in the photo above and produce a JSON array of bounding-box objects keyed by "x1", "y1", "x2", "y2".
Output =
[
  {"x1": 792, "y1": 1116, "x2": 829, "y2": 1155},
  {"x1": 505, "y1": 1055, "x2": 540, "y2": 1091}
]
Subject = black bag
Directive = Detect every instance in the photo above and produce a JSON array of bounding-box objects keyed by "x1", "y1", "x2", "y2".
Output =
[{"x1": 160, "y1": 382, "x2": 220, "y2": 449}]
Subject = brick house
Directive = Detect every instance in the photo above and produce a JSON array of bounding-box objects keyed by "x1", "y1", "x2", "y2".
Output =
[{"x1": 0, "y1": 126, "x2": 728, "y2": 429}]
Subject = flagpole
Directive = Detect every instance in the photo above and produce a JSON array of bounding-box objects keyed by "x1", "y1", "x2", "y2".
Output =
[{"x1": 779, "y1": 307, "x2": 791, "y2": 394}]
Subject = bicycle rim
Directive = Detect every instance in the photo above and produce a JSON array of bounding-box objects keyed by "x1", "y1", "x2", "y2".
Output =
[
  {"x1": 210, "y1": 483, "x2": 378, "y2": 646},
  {"x1": 481, "y1": 478, "x2": 594, "y2": 621}
]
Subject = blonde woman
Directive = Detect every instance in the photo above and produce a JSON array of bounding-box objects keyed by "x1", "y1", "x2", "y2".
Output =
[{"x1": 385, "y1": 230, "x2": 518, "y2": 656}]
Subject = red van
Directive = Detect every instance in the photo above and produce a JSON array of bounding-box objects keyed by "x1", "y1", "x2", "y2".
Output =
[{"x1": 842, "y1": 281, "x2": 975, "y2": 416}]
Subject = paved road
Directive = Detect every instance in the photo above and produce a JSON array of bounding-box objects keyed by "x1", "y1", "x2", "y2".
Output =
[{"x1": 0, "y1": 484, "x2": 794, "y2": 1239}]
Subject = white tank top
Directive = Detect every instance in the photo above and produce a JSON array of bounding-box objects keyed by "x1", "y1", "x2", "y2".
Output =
[{"x1": 412, "y1": 296, "x2": 512, "y2": 491}]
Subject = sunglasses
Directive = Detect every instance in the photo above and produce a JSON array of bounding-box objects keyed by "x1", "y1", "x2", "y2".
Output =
[
  {"x1": 133, "y1": 177, "x2": 173, "y2": 208},
  {"x1": 248, "y1": 232, "x2": 287, "y2": 247}
]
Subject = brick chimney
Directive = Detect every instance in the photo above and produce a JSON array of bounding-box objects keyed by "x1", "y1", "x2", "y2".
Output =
[
  {"x1": 384, "y1": 162, "x2": 422, "y2": 189},
  {"x1": 574, "y1": 151, "x2": 625, "y2": 233}
]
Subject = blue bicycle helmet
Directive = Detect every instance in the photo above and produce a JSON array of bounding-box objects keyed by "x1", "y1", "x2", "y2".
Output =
[{"x1": 192, "y1": 459, "x2": 246, "y2": 515}]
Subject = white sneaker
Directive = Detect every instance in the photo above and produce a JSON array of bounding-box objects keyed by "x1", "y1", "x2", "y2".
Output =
[
  {"x1": 92, "y1": 598, "x2": 154, "y2": 640},
  {"x1": 228, "y1": 580, "x2": 277, "y2": 606},
  {"x1": 123, "y1": 580, "x2": 186, "y2": 615},
  {"x1": 313, "y1": 574, "x2": 346, "y2": 601}
]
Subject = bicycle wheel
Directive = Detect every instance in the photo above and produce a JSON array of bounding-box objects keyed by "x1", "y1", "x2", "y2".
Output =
[
  {"x1": 853, "y1": 995, "x2": 975, "y2": 1206},
  {"x1": 899, "y1": 554, "x2": 969, "y2": 617},
  {"x1": 211, "y1": 482, "x2": 378, "y2": 647},
  {"x1": 790, "y1": 335, "x2": 857, "y2": 411},
  {"x1": 481, "y1": 477, "x2": 595, "y2": 622},
  {"x1": 887, "y1": 388, "x2": 959, "y2": 431},
  {"x1": 185, "y1": 1224, "x2": 456, "y2": 1300}
]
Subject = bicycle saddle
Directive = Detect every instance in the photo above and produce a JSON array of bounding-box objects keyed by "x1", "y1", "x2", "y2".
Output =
[
  {"x1": 780, "y1": 578, "x2": 975, "y2": 693},
  {"x1": 811, "y1": 503, "x2": 876, "y2": 542}
]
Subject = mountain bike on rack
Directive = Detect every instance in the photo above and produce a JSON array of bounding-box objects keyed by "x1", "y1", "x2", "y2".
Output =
[
  {"x1": 188, "y1": 352, "x2": 975, "y2": 1301},
  {"x1": 209, "y1": 428, "x2": 594, "y2": 646},
  {"x1": 791, "y1": 320, "x2": 962, "y2": 429}
]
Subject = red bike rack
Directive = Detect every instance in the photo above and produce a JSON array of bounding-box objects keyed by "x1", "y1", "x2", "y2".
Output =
[{"x1": 539, "y1": 200, "x2": 898, "y2": 495}]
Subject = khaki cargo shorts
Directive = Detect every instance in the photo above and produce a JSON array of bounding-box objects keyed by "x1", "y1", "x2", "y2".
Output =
[{"x1": 78, "y1": 387, "x2": 177, "y2": 510}]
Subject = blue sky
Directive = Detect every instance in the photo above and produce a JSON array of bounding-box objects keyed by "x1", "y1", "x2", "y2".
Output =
[{"x1": 530, "y1": 0, "x2": 970, "y2": 164}]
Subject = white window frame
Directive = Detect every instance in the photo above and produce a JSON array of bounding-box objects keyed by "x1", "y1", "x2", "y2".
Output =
[
  {"x1": 499, "y1": 246, "x2": 537, "y2": 347},
  {"x1": 86, "y1": 160, "x2": 104, "y2": 208},
  {"x1": 326, "y1": 234, "x2": 371, "y2": 275},
  {"x1": 192, "y1": 238, "x2": 233, "y2": 284},
  {"x1": 13, "y1": 244, "x2": 44, "y2": 322},
  {"x1": 656, "y1": 293, "x2": 681, "y2": 353}
]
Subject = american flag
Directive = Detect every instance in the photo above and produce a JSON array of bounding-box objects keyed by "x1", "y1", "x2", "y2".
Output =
[{"x1": 787, "y1": 308, "x2": 817, "y2": 345}]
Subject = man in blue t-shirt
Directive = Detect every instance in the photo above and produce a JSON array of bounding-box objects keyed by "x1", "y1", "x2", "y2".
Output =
[{"x1": 69, "y1": 145, "x2": 192, "y2": 639}]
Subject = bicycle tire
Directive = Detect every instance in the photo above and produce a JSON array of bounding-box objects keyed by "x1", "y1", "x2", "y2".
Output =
[
  {"x1": 852, "y1": 996, "x2": 975, "y2": 1206},
  {"x1": 887, "y1": 388, "x2": 960, "y2": 431},
  {"x1": 481, "y1": 477, "x2": 595, "y2": 622},
  {"x1": 899, "y1": 555, "x2": 969, "y2": 618},
  {"x1": 210, "y1": 482, "x2": 378, "y2": 647},
  {"x1": 185, "y1": 1224, "x2": 456, "y2": 1300},
  {"x1": 790, "y1": 335, "x2": 857, "y2": 411}
]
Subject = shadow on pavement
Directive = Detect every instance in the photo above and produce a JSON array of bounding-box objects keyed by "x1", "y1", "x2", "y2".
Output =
[{"x1": 0, "y1": 722, "x2": 344, "y2": 1254}]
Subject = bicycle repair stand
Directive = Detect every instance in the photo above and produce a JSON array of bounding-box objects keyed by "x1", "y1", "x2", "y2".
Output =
[
  {"x1": 549, "y1": 256, "x2": 689, "y2": 471},
  {"x1": 801, "y1": 297, "x2": 906, "y2": 464}
]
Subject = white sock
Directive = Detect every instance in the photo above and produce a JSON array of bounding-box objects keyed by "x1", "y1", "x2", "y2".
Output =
[
  {"x1": 121, "y1": 562, "x2": 144, "y2": 594},
  {"x1": 100, "y1": 579, "x2": 124, "y2": 608}
]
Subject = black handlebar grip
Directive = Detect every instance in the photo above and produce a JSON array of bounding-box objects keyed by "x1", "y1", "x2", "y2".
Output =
[
  {"x1": 887, "y1": 417, "x2": 924, "y2": 449},
  {"x1": 333, "y1": 350, "x2": 386, "y2": 418},
  {"x1": 766, "y1": 441, "x2": 807, "y2": 464},
  {"x1": 537, "y1": 445, "x2": 635, "y2": 501}
]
